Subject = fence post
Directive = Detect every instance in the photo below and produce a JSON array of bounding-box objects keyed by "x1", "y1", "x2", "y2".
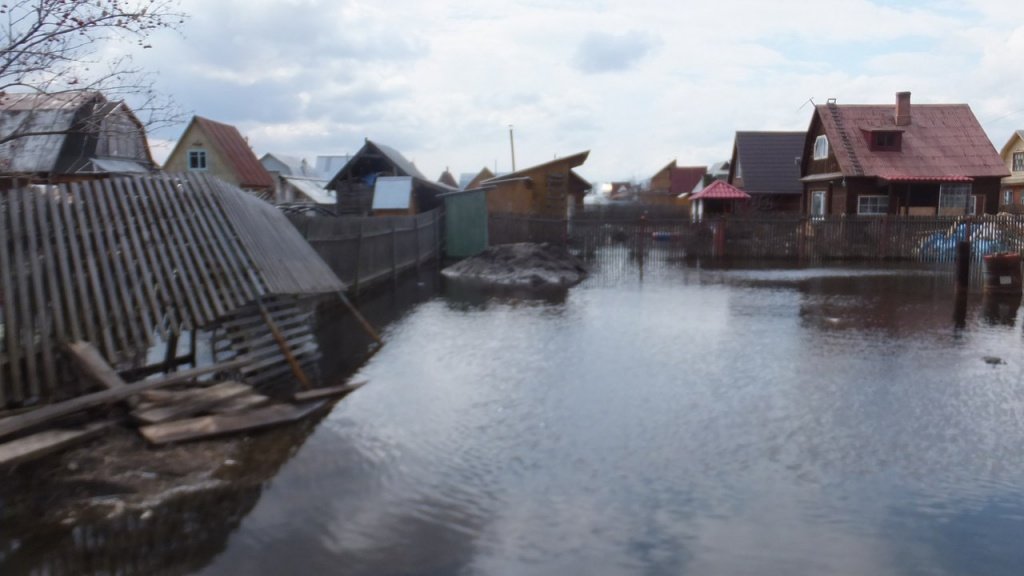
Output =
[
  {"x1": 414, "y1": 214, "x2": 422, "y2": 271},
  {"x1": 714, "y1": 218, "x2": 727, "y2": 258},
  {"x1": 391, "y1": 219, "x2": 398, "y2": 287},
  {"x1": 353, "y1": 218, "x2": 363, "y2": 296}
]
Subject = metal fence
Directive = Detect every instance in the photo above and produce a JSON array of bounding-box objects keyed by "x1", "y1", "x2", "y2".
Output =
[
  {"x1": 288, "y1": 210, "x2": 443, "y2": 295},
  {"x1": 490, "y1": 211, "x2": 1024, "y2": 265}
]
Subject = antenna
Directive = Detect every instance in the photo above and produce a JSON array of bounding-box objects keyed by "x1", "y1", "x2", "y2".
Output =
[
  {"x1": 508, "y1": 124, "x2": 516, "y2": 171},
  {"x1": 797, "y1": 97, "x2": 816, "y2": 111}
]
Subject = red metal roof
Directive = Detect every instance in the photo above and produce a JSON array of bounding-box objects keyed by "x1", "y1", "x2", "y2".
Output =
[
  {"x1": 671, "y1": 166, "x2": 707, "y2": 196},
  {"x1": 690, "y1": 179, "x2": 750, "y2": 200},
  {"x1": 193, "y1": 116, "x2": 274, "y2": 189},
  {"x1": 814, "y1": 100, "x2": 1008, "y2": 181}
]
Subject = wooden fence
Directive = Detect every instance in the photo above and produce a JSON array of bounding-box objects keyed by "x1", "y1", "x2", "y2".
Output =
[
  {"x1": 490, "y1": 212, "x2": 1024, "y2": 265},
  {"x1": 287, "y1": 210, "x2": 443, "y2": 295}
]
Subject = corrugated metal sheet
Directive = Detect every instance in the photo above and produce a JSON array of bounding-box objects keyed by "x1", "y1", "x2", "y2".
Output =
[
  {"x1": 210, "y1": 175, "x2": 346, "y2": 295},
  {"x1": 193, "y1": 117, "x2": 275, "y2": 189},
  {"x1": 283, "y1": 176, "x2": 333, "y2": 204},
  {"x1": 816, "y1": 101, "x2": 1009, "y2": 180}
]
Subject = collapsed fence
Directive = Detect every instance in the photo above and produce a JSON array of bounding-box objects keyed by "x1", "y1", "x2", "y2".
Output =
[{"x1": 490, "y1": 211, "x2": 1024, "y2": 265}]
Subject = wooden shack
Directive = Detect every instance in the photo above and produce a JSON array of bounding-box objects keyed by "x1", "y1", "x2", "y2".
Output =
[{"x1": 482, "y1": 151, "x2": 590, "y2": 217}]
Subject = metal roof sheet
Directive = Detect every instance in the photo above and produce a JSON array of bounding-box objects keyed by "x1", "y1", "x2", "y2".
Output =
[
  {"x1": 814, "y1": 101, "x2": 1008, "y2": 180},
  {"x1": 733, "y1": 131, "x2": 805, "y2": 195},
  {"x1": 690, "y1": 179, "x2": 750, "y2": 200},
  {"x1": 283, "y1": 176, "x2": 333, "y2": 204},
  {"x1": 0, "y1": 92, "x2": 86, "y2": 173},
  {"x1": 192, "y1": 116, "x2": 275, "y2": 189}
]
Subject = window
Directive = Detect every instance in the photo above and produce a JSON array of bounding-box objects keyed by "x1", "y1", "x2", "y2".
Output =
[
  {"x1": 188, "y1": 149, "x2": 207, "y2": 171},
  {"x1": 810, "y1": 190, "x2": 827, "y2": 217},
  {"x1": 813, "y1": 135, "x2": 829, "y2": 160},
  {"x1": 1004, "y1": 189, "x2": 1013, "y2": 205},
  {"x1": 968, "y1": 195, "x2": 982, "y2": 216},
  {"x1": 1014, "y1": 152, "x2": 1024, "y2": 172},
  {"x1": 938, "y1": 183, "x2": 972, "y2": 212},
  {"x1": 857, "y1": 195, "x2": 888, "y2": 215},
  {"x1": 871, "y1": 131, "x2": 901, "y2": 151}
]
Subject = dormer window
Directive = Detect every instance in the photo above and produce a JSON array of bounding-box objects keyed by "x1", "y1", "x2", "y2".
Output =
[
  {"x1": 870, "y1": 130, "x2": 902, "y2": 151},
  {"x1": 813, "y1": 135, "x2": 829, "y2": 160},
  {"x1": 1014, "y1": 152, "x2": 1024, "y2": 172}
]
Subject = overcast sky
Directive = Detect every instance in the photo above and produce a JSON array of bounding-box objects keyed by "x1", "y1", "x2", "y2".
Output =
[{"x1": 135, "y1": 0, "x2": 1024, "y2": 183}]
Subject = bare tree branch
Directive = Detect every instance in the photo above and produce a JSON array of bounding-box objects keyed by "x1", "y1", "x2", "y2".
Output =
[{"x1": 1, "y1": 0, "x2": 187, "y2": 145}]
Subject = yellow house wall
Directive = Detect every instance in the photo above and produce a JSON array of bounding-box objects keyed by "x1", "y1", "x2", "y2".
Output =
[
  {"x1": 163, "y1": 124, "x2": 240, "y2": 187},
  {"x1": 1003, "y1": 136, "x2": 1024, "y2": 186}
]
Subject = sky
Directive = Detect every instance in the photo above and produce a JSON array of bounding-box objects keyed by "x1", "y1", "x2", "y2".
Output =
[{"x1": 129, "y1": 0, "x2": 1024, "y2": 183}]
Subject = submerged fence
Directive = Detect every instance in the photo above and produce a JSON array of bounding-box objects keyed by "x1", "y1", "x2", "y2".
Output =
[
  {"x1": 288, "y1": 210, "x2": 442, "y2": 295},
  {"x1": 490, "y1": 211, "x2": 1024, "y2": 265}
]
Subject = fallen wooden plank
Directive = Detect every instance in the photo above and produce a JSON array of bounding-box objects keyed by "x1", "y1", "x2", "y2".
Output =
[
  {"x1": 292, "y1": 381, "x2": 366, "y2": 403},
  {"x1": 0, "y1": 358, "x2": 250, "y2": 441},
  {"x1": 65, "y1": 341, "x2": 128, "y2": 390},
  {"x1": 131, "y1": 381, "x2": 252, "y2": 425},
  {"x1": 209, "y1": 392, "x2": 272, "y2": 414},
  {"x1": 0, "y1": 422, "x2": 113, "y2": 468},
  {"x1": 138, "y1": 401, "x2": 326, "y2": 445}
]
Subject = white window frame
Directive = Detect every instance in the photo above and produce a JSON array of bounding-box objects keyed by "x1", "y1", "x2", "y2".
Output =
[
  {"x1": 857, "y1": 195, "x2": 888, "y2": 215},
  {"x1": 938, "y1": 182, "x2": 972, "y2": 212},
  {"x1": 188, "y1": 149, "x2": 208, "y2": 171},
  {"x1": 810, "y1": 190, "x2": 827, "y2": 217},
  {"x1": 1014, "y1": 152, "x2": 1024, "y2": 172},
  {"x1": 813, "y1": 135, "x2": 829, "y2": 160}
]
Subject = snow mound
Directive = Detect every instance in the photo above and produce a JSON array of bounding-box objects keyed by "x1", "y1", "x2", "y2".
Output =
[{"x1": 442, "y1": 243, "x2": 587, "y2": 288}]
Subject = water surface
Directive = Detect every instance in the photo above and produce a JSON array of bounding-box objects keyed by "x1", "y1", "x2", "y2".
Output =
[{"x1": 195, "y1": 255, "x2": 1024, "y2": 575}]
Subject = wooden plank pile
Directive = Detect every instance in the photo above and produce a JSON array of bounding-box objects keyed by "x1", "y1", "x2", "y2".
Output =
[{"x1": 0, "y1": 342, "x2": 364, "y2": 467}]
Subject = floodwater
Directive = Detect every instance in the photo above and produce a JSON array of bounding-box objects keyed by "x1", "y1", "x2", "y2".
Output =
[{"x1": 11, "y1": 251, "x2": 1024, "y2": 575}]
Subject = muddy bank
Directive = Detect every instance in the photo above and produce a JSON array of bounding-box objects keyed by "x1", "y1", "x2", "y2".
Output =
[{"x1": 441, "y1": 243, "x2": 587, "y2": 288}]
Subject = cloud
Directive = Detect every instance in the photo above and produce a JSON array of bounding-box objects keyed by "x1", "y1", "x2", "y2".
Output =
[{"x1": 572, "y1": 31, "x2": 661, "y2": 74}]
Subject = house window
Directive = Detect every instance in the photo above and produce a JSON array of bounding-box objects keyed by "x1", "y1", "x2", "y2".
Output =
[
  {"x1": 813, "y1": 135, "x2": 829, "y2": 160},
  {"x1": 857, "y1": 195, "x2": 888, "y2": 215},
  {"x1": 810, "y1": 190, "x2": 827, "y2": 217},
  {"x1": 968, "y1": 195, "x2": 982, "y2": 215},
  {"x1": 938, "y1": 182, "x2": 972, "y2": 212},
  {"x1": 871, "y1": 131, "x2": 901, "y2": 151},
  {"x1": 1014, "y1": 152, "x2": 1024, "y2": 172},
  {"x1": 188, "y1": 149, "x2": 207, "y2": 171},
  {"x1": 1004, "y1": 189, "x2": 1013, "y2": 205}
]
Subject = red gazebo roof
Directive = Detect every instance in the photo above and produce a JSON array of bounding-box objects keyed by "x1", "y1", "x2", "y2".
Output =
[{"x1": 690, "y1": 179, "x2": 750, "y2": 200}]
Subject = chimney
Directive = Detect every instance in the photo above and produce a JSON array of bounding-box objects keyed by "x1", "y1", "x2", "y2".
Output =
[{"x1": 895, "y1": 91, "x2": 911, "y2": 126}]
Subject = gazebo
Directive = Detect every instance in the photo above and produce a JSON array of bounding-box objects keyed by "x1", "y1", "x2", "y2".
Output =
[{"x1": 687, "y1": 179, "x2": 750, "y2": 220}]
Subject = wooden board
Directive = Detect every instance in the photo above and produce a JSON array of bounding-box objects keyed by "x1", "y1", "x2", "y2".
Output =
[
  {"x1": 0, "y1": 358, "x2": 249, "y2": 441},
  {"x1": 138, "y1": 400, "x2": 326, "y2": 445},
  {"x1": 208, "y1": 392, "x2": 272, "y2": 414},
  {"x1": 131, "y1": 381, "x2": 252, "y2": 425},
  {"x1": 0, "y1": 422, "x2": 113, "y2": 468},
  {"x1": 65, "y1": 341, "x2": 128, "y2": 390},
  {"x1": 293, "y1": 381, "x2": 366, "y2": 403}
]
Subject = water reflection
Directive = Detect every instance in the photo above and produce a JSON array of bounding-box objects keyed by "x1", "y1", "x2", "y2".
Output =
[{"x1": 8, "y1": 258, "x2": 1024, "y2": 575}]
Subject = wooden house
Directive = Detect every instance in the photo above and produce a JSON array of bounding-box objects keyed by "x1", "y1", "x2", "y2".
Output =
[
  {"x1": 325, "y1": 139, "x2": 455, "y2": 216},
  {"x1": 800, "y1": 92, "x2": 1008, "y2": 217},
  {"x1": 0, "y1": 91, "x2": 156, "y2": 187},
  {"x1": 999, "y1": 131, "x2": 1024, "y2": 210},
  {"x1": 481, "y1": 151, "x2": 590, "y2": 217},
  {"x1": 638, "y1": 161, "x2": 706, "y2": 208},
  {"x1": 728, "y1": 131, "x2": 804, "y2": 213},
  {"x1": 164, "y1": 116, "x2": 275, "y2": 197}
]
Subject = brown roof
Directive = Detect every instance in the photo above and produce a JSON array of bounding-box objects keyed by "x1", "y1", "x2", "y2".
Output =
[
  {"x1": 438, "y1": 169, "x2": 458, "y2": 188},
  {"x1": 813, "y1": 99, "x2": 1007, "y2": 181},
  {"x1": 671, "y1": 166, "x2": 707, "y2": 196},
  {"x1": 192, "y1": 116, "x2": 274, "y2": 189}
]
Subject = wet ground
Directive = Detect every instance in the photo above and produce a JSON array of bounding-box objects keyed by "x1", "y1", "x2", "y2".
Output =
[{"x1": 5, "y1": 251, "x2": 1024, "y2": 575}]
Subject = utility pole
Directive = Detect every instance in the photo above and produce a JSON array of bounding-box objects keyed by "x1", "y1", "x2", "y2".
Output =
[{"x1": 508, "y1": 124, "x2": 516, "y2": 172}]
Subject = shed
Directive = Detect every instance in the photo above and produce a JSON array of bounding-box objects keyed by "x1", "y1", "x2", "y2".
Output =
[{"x1": 441, "y1": 187, "x2": 491, "y2": 259}]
